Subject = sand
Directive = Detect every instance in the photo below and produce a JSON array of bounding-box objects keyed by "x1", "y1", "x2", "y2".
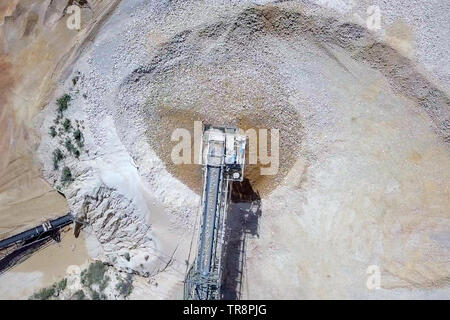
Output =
[{"x1": 0, "y1": 227, "x2": 89, "y2": 299}]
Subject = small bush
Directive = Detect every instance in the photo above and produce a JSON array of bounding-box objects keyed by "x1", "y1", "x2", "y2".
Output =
[
  {"x1": 52, "y1": 148, "x2": 64, "y2": 170},
  {"x1": 116, "y1": 274, "x2": 133, "y2": 297},
  {"x1": 57, "y1": 278, "x2": 67, "y2": 292},
  {"x1": 29, "y1": 279, "x2": 65, "y2": 300},
  {"x1": 49, "y1": 126, "x2": 57, "y2": 138},
  {"x1": 72, "y1": 76, "x2": 79, "y2": 86},
  {"x1": 91, "y1": 290, "x2": 100, "y2": 300},
  {"x1": 71, "y1": 290, "x2": 86, "y2": 300},
  {"x1": 99, "y1": 275, "x2": 110, "y2": 292},
  {"x1": 57, "y1": 94, "x2": 71, "y2": 114},
  {"x1": 29, "y1": 277, "x2": 68, "y2": 300},
  {"x1": 61, "y1": 166, "x2": 73, "y2": 186},
  {"x1": 65, "y1": 138, "x2": 76, "y2": 154},
  {"x1": 73, "y1": 128, "x2": 84, "y2": 147},
  {"x1": 29, "y1": 286, "x2": 55, "y2": 300},
  {"x1": 92, "y1": 290, "x2": 107, "y2": 300},
  {"x1": 81, "y1": 261, "x2": 107, "y2": 287},
  {"x1": 73, "y1": 128, "x2": 82, "y2": 140},
  {"x1": 63, "y1": 118, "x2": 72, "y2": 132}
]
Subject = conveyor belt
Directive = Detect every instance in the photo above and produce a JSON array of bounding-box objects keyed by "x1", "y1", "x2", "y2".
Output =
[
  {"x1": 0, "y1": 214, "x2": 73, "y2": 250},
  {"x1": 184, "y1": 126, "x2": 246, "y2": 300},
  {"x1": 197, "y1": 165, "x2": 222, "y2": 275}
]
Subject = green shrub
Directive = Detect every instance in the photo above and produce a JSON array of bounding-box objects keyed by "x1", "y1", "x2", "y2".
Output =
[
  {"x1": 57, "y1": 278, "x2": 67, "y2": 292},
  {"x1": 73, "y1": 128, "x2": 82, "y2": 141},
  {"x1": 49, "y1": 126, "x2": 57, "y2": 138},
  {"x1": 91, "y1": 290, "x2": 100, "y2": 300},
  {"x1": 52, "y1": 148, "x2": 64, "y2": 170},
  {"x1": 63, "y1": 118, "x2": 72, "y2": 132},
  {"x1": 57, "y1": 94, "x2": 71, "y2": 114},
  {"x1": 29, "y1": 277, "x2": 68, "y2": 300},
  {"x1": 65, "y1": 138, "x2": 76, "y2": 154},
  {"x1": 81, "y1": 261, "x2": 107, "y2": 287},
  {"x1": 99, "y1": 275, "x2": 110, "y2": 292},
  {"x1": 92, "y1": 290, "x2": 107, "y2": 300},
  {"x1": 71, "y1": 290, "x2": 86, "y2": 300},
  {"x1": 29, "y1": 286, "x2": 55, "y2": 300},
  {"x1": 61, "y1": 166, "x2": 73, "y2": 185},
  {"x1": 116, "y1": 274, "x2": 133, "y2": 297},
  {"x1": 73, "y1": 128, "x2": 84, "y2": 147},
  {"x1": 72, "y1": 76, "x2": 79, "y2": 86}
]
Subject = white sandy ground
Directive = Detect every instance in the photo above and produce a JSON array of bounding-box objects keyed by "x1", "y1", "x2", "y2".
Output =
[
  {"x1": 243, "y1": 48, "x2": 450, "y2": 298},
  {"x1": 1, "y1": 0, "x2": 449, "y2": 299}
]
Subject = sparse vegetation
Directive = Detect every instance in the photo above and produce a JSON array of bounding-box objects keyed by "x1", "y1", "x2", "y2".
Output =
[
  {"x1": 78, "y1": 261, "x2": 111, "y2": 300},
  {"x1": 50, "y1": 89, "x2": 85, "y2": 184},
  {"x1": 28, "y1": 262, "x2": 131, "y2": 300},
  {"x1": 29, "y1": 277, "x2": 67, "y2": 300},
  {"x1": 99, "y1": 275, "x2": 110, "y2": 292},
  {"x1": 49, "y1": 126, "x2": 57, "y2": 138},
  {"x1": 29, "y1": 286, "x2": 55, "y2": 300},
  {"x1": 57, "y1": 94, "x2": 71, "y2": 114},
  {"x1": 71, "y1": 290, "x2": 86, "y2": 300},
  {"x1": 72, "y1": 75, "x2": 80, "y2": 86},
  {"x1": 73, "y1": 128, "x2": 84, "y2": 148},
  {"x1": 81, "y1": 261, "x2": 107, "y2": 287},
  {"x1": 63, "y1": 118, "x2": 72, "y2": 132},
  {"x1": 91, "y1": 290, "x2": 100, "y2": 300},
  {"x1": 92, "y1": 290, "x2": 107, "y2": 300},
  {"x1": 52, "y1": 148, "x2": 64, "y2": 170},
  {"x1": 116, "y1": 274, "x2": 133, "y2": 297},
  {"x1": 57, "y1": 278, "x2": 67, "y2": 292},
  {"x1": 61, "y1": 166, "x2": 73, "y2": 186},
  {"x1": 65, "y1": 138, "x2": 76, "y2": 155}
]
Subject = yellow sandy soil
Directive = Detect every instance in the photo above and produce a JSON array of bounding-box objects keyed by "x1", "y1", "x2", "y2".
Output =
[
  {"x1": 0, "y1": 227, "x2": 89, "y2": 299},
  {"x1": 0, "y1": 0, "x2": 120, "y2": 239},
  {"x1": 0, "y1": 0, "x2": 119, "y2": 299}
]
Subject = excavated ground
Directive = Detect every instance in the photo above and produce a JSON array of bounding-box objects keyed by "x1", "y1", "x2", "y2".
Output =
[{"x1": 1, "y1": 0, "x2": 449, "y2": 299}]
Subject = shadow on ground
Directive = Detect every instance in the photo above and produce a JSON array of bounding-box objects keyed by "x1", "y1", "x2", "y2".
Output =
[{"x1": 220, "y1": 178, "x2": 261, "y2": 300}]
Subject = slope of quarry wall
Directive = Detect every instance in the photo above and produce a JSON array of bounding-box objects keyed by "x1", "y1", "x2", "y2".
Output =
[{"x1": 0, "y1": 0, "x2": 121, "y2": 237}]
